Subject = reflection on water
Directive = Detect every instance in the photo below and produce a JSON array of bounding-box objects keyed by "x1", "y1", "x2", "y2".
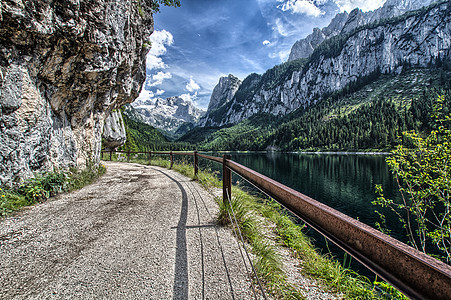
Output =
[
  {"x1": 200, "y1": 152, "x2": 403, "y2": 279},
  {"x1": 231, "y1": 152, "x2": 401, "y2": 237}
]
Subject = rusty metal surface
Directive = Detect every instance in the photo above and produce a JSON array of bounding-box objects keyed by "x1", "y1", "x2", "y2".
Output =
[
  {"x1": 194, "y1": 152, "x2": 198, "y2": 176},
  {"x1": 197, "y1": 153, "x2": 223, "y2": 164},
  {"x1": 224, "y1": 159, "x2": 451, "y2": 300},
  {"x1": 172, "y1": 152, "x2": 194, "y2": 156}
]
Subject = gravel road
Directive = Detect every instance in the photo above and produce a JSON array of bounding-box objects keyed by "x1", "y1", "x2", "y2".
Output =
[{"x1": 0, "y1": 162, "x2": 256, "y2": 299}]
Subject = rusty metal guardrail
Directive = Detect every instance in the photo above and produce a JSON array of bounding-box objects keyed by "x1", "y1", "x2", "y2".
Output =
[{"x1": 101, "y1": 150, "x2": 451, "y2": 299}]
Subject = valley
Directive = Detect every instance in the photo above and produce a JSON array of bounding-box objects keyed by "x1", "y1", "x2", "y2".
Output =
[
  {"x1": 126, "y1": 0, "x2": 451, "y2": 154},
  {"x1": 125, "y1": 67, "x2": 450, "y2": 152}
]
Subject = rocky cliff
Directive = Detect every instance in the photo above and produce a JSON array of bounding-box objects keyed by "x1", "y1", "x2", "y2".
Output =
[
  {"x1": 198, "y1": 74, "x2": 241, "y2": 126},
  {"x1": 0, "y1": 0, "x2": 153, "y2": 184},
  {"x1": 288, "y1": 12, "x2": 348, "y2": 62},
  {"x1": 130, "y1": 96, "x2": 205, "y2": 135},
  {"x1": 202, "y1": 0, "x2": 450, "y2": 127},
  {"x1": 288, "y1": 0, "x2": 433, "y2": 61}
]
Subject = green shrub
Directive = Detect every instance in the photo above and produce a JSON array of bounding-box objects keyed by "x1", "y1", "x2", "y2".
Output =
[{"x1": 1, "y1": 163, "x2": 106, "y2": 218}]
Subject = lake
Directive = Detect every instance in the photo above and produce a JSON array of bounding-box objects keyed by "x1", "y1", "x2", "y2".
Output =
[{"x1": 199, "y1": 152, "x2": 403, "y2": 279}]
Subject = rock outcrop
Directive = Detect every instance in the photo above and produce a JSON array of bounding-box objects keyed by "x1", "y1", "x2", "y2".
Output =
[
  {"x1": 102, "y1": 110, "x2": 126, "y2": 151},
  {"x1": 288, "y1": 12, "x2": 348, "y2": 62},
  {"x1": 0, "y1": 0, "x2": 153, "y2": 185},
  {"x1": 201, "y1": 0, "x2": 450, "y2": 127},
  {"x1": 207, "y1": 74, "x2": 242, "y2": 112},
  {"x1": 198, "y1": 74, "x2": 241, "y2": 127}
]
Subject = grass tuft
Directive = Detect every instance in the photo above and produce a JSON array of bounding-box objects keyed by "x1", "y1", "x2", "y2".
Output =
[{"x1": 1, "y1": 163, "x2": 106, "y2": 218}]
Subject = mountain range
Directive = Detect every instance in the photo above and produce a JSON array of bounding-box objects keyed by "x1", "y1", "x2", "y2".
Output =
[
  {"x1": 288, "y1": 0, "x2": 434, "y2": 61},
  {"x1": 199, "y1": 0, "x2": 450, "y2": 127},
  {"x1": 128, "y1": 96, "x2": 205, "y2": 138},
  {"x1": 127, "y1": 0, "x2": 450, "y2": 151}
]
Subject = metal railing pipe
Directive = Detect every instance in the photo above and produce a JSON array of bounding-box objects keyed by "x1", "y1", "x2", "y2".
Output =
[
  {"x1": 172, "y1": 152, "x2": 194, "y2": 156},
  {"x1": 197, "y1": 153, "x2": 223, "y2": 164},
  {"x1": 224, "y1": 159, "x2": 451, "y2": 300}
]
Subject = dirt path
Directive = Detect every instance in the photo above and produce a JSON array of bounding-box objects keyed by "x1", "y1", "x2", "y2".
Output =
[{"x1": 0, "y1": 162, "x2": 255, "y2": 299}]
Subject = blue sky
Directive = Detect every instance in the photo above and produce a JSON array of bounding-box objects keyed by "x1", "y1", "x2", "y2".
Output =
[{"x1": 136, "y1": 0, "x2": 387, "y2": 109}]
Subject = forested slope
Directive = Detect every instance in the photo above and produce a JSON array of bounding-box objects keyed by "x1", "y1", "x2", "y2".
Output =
[{"x1": 180, "y1": 67, "x2": 451, "y2": 152}]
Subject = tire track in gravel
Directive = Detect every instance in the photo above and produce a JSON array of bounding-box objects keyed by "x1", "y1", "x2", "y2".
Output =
[{"x1": 166, "y1": 169, "x2": 256, "y2": 300}]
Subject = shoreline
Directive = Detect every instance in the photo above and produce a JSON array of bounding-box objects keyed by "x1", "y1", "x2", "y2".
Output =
[{"x1": 201, "y1": 150, "x2": 391, "y2": 155}]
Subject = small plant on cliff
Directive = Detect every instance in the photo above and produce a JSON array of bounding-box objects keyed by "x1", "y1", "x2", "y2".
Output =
[
  {"x1": 138, "y1": 0, "x2": 181, "y2": 16},
  {"x1": 150, "y1": 0, "x2": 181, "y2": 12},
  {"x1": 374, "y1": 95, "x2": 451, "y2": 263},
  {"x1": 142, "y1": 41, "x2": 152, "y2": 49}
]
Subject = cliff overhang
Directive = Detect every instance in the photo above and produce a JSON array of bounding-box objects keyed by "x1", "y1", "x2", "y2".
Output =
[{"x1": 0, "y1": 0, "x2": 153, "y2": 185}]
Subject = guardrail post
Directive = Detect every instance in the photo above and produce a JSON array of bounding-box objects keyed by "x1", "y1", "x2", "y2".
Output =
[
  {"x1": 170, "y1": 151, "x2": 173, "y2": 169},
  {"x1": 194, "y1": 151, "x2": 198, "y2": 177},
  {"x1": 222, "y1": 155, "x2": 232, "y2": 204},
  {"x1": 109, "y1": 151, "x2": 112, "y2": 161},
  {"x1": 127, "y1": 151, "x2": 130, "y2": 163},
  {"x1": 148, "y1": 151, "x2": 152, "y2": 164}
]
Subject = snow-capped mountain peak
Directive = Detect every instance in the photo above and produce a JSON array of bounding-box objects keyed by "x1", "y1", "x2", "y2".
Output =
[{"x1": 130, "y1": 96, "x2": 205, "y2": 134}]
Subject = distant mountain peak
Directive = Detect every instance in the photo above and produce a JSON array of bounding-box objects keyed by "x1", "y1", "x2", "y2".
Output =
[
  {"x1": 207, "y1": 74, "x2": 242, "y2": 111},
  {"x1": 199, "y1": 74, "x2": 242, "y2": 126},
  {"x1": 130, "y1": 95, "x2": 205, "y2": 136}
]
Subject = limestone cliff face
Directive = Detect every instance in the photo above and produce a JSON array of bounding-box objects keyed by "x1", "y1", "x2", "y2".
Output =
[
  {"x1": 288, "y1": 12, "x2": 348, "y2": 62},
  {"x1": 0, "y1": 0, "x2": 153, "y2": 184},
  {"x1": 288, "y1": 0, "x2": 433, "y2": 61},
  {"x1": 202, "y1": 1, "x2": 451, "y2": 127},
  {"x1": 206, "y1": 74, "x2": 242, "y2": 112},
  {"x1": 102, "y1": 110, "x2": 126, "y2": 151}
]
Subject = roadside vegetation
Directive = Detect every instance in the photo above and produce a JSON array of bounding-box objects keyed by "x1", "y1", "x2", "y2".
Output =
[
  {"x1": 111, "y1": 153, "x2": 404, "y2": 299},
  {"x1": 374, "y1": 95, "x2": 451, "y2": 264},
  {"x1": 0, "y1": 163, "x2": 106, "y2": 218}
]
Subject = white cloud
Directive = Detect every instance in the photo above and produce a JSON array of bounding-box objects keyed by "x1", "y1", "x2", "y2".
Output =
[
  {"x1": 263, "y1": 40, "x2": 271, "y2": 46},
  {"x1": 180, "y1": 92, "x2": 197, "y2": 103},
  {"x1": 146, "y1": 30, "x2": 174, "y2": 70},
  {"x1": 239, "y1": 55, "x2": 265, "y2": 73},
  {"x1": 146, "y1": 55, "x2": 167, "y2": 70},
  {"x1": 333, "y1": 0, "x2": 386, "y2": 12},
  {"x1": 136, "y1": 88, "x2": 155, "y2": 102},
  {"x1": 149, "y1": 71, "x2": 172, "y2": 87},
  {"x1": 274, "y1": 18, "x2": 289, "y2": 37},
  {"x1": 279, "y1": 0, "x2": 324, "y2": 17},
  {"x1": 185, "y1": 77, "x2": 200, "y2": 92},
  {"x1": 278, "y1": 49, "x2": 291, "y2": 61},
  {"x1": 136, "y1": 87, "x2": 166, "y2": 103}
]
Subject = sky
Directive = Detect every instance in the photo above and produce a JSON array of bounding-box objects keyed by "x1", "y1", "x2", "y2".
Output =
[{"x1": 136, "y1": 0, "x2": 387, "y2": 110}]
